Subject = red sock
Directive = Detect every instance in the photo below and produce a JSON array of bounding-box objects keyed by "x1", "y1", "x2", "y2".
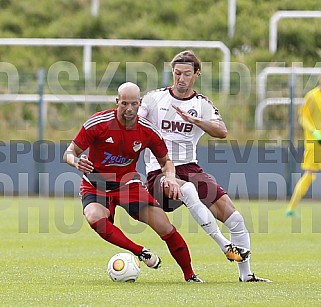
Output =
[
  {"x1": 161, "y1": 226, "x2": 195, "y2": 280},
  {"x1": 91, "y1": 217, "x2": 143, "y2": 255}
]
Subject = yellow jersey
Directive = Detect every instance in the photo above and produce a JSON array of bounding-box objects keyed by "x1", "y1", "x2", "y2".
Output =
[{"x1": 299, "y1": 86, "x2": 321, "y2": 170}]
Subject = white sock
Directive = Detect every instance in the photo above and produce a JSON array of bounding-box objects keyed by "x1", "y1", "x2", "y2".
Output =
[
  {"x1": 180, "y1": 182, "x2": 230, "y2": 252},
  {"x1": 224, "y1": 211, "x2": 252, "y2": 280}
]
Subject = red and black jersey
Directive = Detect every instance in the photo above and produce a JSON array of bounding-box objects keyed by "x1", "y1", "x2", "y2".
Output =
[{"x1": 73, "y1": 109, "x2": 167, "y2": 195}]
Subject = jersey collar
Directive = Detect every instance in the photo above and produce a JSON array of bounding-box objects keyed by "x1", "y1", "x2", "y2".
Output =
[{"x1": 168, "y1": 86, "x2": 197, "y2": 100}]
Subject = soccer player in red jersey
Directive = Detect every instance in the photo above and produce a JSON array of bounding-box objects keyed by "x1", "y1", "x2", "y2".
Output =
[{"x1": 63, "y1": 82, "x2": 203, "y2": 282}]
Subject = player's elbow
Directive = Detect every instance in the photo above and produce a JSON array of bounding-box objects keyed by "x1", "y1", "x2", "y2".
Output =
[
  {"x1": 217, "y1": 133, "x2": 227, "y2": 139},
  {"x1": 63, "y1": 147, "x2": 74, "y2": 164},
  {"x1": 220, "y1": 128, "x2": 228, "y2": 138},
  {"x1": 62, "y1": 151, "x2": 68, "y2": 163},
  {"x1": 208, "y1": 120, "x2": 227, "y2": 138},
  {"x1": 213, "y1": 128, "x2": 227, "y2": 139}
]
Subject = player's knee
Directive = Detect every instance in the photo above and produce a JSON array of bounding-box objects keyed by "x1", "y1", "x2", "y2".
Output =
[
  {"x1": 213, "y1": 195, "x2": 236, "y2": 218},
  {"x1": 161, "y1": 225, "x2": 176, "y2": 240},
  {"x1": 154, "y1": 210, "x2": 174, "y2": 236},
  {"x1": 150, "y1": 220, "x2": 173, "y2": 238},
  {"x1": 181, "y1": 182, "x2": 195, "y2": 193},
  {"x1": 180, "y1": 182, "x2": 199, "y2": 208},
  {"x1": 161, "y1": 225, "x2": 175, "y2": 237},
  {"x1": 226, "y1": 211, "x2": 247, "y2": 233},
  {"x1": 180, "y1": 182, "x2": 197, "y2": 201},
  {"x1": 84, "y1": 204, "x2": 108, "y2": 225}
]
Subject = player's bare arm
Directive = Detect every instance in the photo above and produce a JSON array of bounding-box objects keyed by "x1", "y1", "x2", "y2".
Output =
[
  {"x1": 156, "y1": 154, "x2": 182, "y2": 200},
  {"x1": 172, "y1": 104, "x2": 227, "y2": 138},
  {"x1": 63, "y1": 141, "x2": 94, "y2": 173}
]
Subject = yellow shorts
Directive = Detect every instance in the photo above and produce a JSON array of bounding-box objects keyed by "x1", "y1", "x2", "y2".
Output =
[{"x1": 301, "y1": 141, "x2": 321, "y2": 171}]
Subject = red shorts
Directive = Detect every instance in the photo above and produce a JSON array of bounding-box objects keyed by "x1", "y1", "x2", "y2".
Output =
[
  {"x1": 82, "y1": 182, "x2": 160, "y2": 222},
  {"x1": 146, "y1": 163, "x2": 227, "y2": 212}
]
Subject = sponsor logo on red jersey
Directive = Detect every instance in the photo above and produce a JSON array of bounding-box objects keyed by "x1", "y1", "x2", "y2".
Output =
[{"x1": 102, "y1": 152, "x2": 134, "y2": 167}]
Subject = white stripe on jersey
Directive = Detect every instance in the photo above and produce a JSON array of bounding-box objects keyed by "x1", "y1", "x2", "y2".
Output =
[
  {"x1": 138, "y1": 116, "x2": 163, "y2": 140},
  {"x1": 84, "y1": 112, "x2": 115, "y2": 130}
]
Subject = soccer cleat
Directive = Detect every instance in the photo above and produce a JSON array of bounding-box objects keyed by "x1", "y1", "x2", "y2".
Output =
[
  {"x1": 186, "y1": 275, "x2": 204, "y2": 283},
  {"x1": 225, "y1": 244, "x2": 251, "y2": 262},
  {"x1": 239, "y1": 273, "x2": 272, "y2": 282},
  {"x1": 138, "y1": 248, "x2": 161, "y2": 269}
]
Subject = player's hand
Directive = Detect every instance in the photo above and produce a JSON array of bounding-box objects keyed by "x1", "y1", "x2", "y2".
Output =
[
  {"x1": 76, "y1": 154, "x2": 94, "y2": 173},
  {"x1": 162, "y1": 176, "x2": 182, "y2": 200},
  {"x1": 172, "y1": 104, "x2": 197, "y2": 124}
]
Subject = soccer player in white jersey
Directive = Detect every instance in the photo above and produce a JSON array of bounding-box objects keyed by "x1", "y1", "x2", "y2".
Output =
[{"x1": 138, "y1": 50, "x2": 271, "y2": 282}]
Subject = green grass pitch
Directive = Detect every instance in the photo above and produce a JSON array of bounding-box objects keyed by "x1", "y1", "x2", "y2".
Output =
[{"x1": 1, "y1": 197, "x2": 321, "y2": 306}]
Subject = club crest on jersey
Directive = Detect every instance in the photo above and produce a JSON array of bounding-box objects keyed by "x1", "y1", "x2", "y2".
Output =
[
  {"x1": 187, "y1": 109, "x2": 198, "y2": 117},
  {"x1": 133, "y1": 141, "x2": 142, "y2": 152}
]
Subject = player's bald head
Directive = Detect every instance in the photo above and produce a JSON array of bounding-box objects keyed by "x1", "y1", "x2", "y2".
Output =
[{"x1": 117, "y1": 82, "x2": 140, "y2": 100}]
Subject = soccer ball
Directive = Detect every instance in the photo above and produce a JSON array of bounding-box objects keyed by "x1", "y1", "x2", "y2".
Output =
[{"x1": 107, "y1": 252, "x2": 141, "y2": 282}]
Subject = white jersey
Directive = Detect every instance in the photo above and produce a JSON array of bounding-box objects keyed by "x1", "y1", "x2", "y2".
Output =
[{"x1": 138, "y1": 87, "x2": 222, "y2": 173}]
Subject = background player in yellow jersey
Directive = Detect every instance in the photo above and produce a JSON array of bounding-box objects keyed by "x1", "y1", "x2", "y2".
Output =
[{"x1": 285, "y1": 76, "x2": 321, "y2": 216}]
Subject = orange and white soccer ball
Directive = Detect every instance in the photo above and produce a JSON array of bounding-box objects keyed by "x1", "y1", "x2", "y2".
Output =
[{"x1": 107, "y1": 252, "x2": 141, "y2": 282}]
